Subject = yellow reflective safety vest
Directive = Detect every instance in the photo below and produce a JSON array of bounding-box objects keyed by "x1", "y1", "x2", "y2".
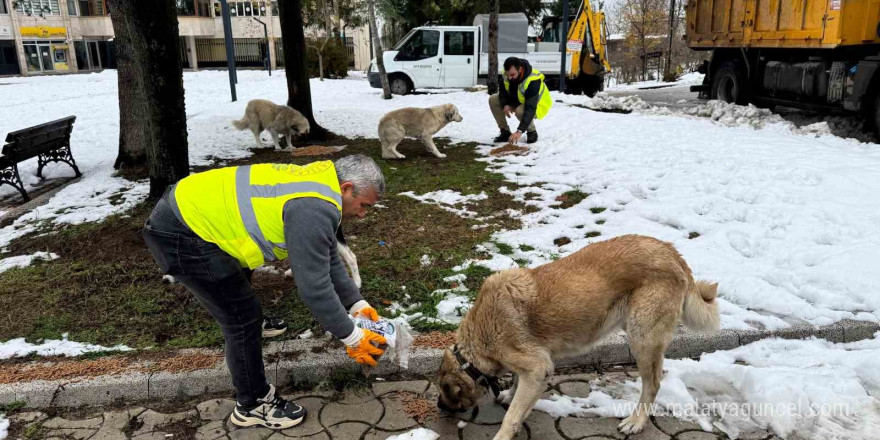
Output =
[
  {"x1": 503, "y1": 68, "x2": 553, "y2": 119},
  {"x1": 170, "y1": 161, "x2": 342, "y2": 269}
]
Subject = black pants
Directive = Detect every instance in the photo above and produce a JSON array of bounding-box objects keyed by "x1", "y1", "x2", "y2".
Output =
[{"x1": 142, "y1": 195, "x2": 269, "y2": 408}]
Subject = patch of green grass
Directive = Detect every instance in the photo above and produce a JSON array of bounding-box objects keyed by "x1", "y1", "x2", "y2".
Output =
[
  {"x1": 555, "y1": 189, "x2": 590, "y2": 209},
  {"x1": 595, "y1": 219, "x2": 606, "y2": 225},
  {"x1": 585, "y1": 231, "x2": 601, "y2": 238},
  {"x1": 494, "y1": 242, "x2": 515, "y2": 255},
  {"x1": 688, "y1": 231, "x2": 701, "y2": 239},
  {"x1": 0, "y1": 137, "x2": 526, "y2": 351},
  {"x1": 514, "y1": 259, "x2": 529, "y2": 267},
  {"x1": 590, "y1": 207, "x2": 607, "y2": 214},
  {"x1": 23, "y1": 423, "x2": 45, "y2": 440},
  {"x1": 519, "y1": 245, "x2": 535, "y2": 252},
  {"x1": 0, "y1": 401, "x2": 26, "y2": 413},
  {"x1": 322, "y1": 368, "x2": 371, "y2": 394}
]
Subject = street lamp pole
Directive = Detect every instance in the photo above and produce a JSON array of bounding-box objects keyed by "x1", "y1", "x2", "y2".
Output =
[{"x1": 218, "y1": 0, "x2": 237, "y2": 100}]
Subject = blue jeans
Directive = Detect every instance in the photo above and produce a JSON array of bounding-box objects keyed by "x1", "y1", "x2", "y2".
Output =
[{"x1": 142, "y1": 194, "x2": 269, "y2": 408}]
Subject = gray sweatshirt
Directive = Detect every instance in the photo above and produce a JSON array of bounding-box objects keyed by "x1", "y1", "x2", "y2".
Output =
[{"x1": 282, "y1": 197, "x2": 362, "y2": 340}]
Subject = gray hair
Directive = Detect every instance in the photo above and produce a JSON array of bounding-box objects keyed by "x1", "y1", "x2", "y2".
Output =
[{"x1": 334, "y1": 154, "x2": 385, "y2": 196}]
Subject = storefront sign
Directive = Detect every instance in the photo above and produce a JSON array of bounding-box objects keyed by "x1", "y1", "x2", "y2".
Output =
[{"x1": 20, "y1": 26, "x2": 67, "y2": 38}]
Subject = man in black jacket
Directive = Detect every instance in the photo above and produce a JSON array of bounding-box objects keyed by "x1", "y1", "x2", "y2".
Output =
[{"x1": 488, "y1": 57, "x2": 547, "y2": 144}]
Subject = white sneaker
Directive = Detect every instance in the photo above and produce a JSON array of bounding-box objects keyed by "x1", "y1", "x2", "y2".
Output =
[{"x1": 230, "y1": 384, "x2": 306, "y2": 429}]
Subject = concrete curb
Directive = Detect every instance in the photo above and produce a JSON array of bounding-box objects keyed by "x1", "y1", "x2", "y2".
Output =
[{"x1": 2, "y1": 319, "x2": 877, "y2": 409}]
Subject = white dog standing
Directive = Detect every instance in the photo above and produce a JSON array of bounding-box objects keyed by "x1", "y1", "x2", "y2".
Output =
[
  {"x1": 232, "y1": 99, "x2": 310, "y2": 149},
  {"x1": 378, "y1": 104, "x2": 463, "y2": 159}
]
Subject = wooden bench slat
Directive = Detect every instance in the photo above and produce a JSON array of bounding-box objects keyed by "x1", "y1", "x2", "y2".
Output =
[
  {"x1": 1, "y1": 115, "x2": 80, "y2": 203},
  {"x1": 4, "y1": 116, "x2": 76, "y2": 143}
]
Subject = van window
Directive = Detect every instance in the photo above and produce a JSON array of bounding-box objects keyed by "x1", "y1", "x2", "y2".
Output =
[
  {"x1": 395, "y1": 30, "x2": 440, "y2": 61},
  {"x1": 444, "y1": 31, "x2": 475, "y2": 56}
]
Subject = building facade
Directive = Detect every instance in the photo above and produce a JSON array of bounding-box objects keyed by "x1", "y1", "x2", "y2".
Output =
[{"x1": 0, "y1": 0, "x2": 372, "y2": 76}]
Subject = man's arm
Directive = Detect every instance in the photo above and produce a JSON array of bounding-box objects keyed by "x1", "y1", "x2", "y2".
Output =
[
  {"x1": 328, "y1": 242, "x2": 363, "y2": 310},
  {"x1": 516, "y1": 80, "x2": 541, "y2": 133},
  {"x1": 283, "y1": 198, "x2": 357, "y2": 340}
]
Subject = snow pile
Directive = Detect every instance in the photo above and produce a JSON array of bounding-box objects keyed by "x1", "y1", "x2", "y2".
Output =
[
  {"x1": 384, "y1": 428, "x2": 439, "y2": 440},
  {"x1": 0, "y1": 333, "x2": 132, "y2": 359},
  {"x1": 587, "y1": 93, "x2": 652, "y2": 113},
  {"x1": 535, "y1": 334, "x2": 880, "y2": 440},
  {"x1": 399, "y1": 190, "x2": 488, "y2": 218},
  {"x1": 0, "y1": 413, "x2": 8, "y2": 440},
  {"x1": 680, "y1": 100, "x2": 782, "y2": 128},
  {"x1": 0, "y1": 252, "x2": 58, "y2": 273}
]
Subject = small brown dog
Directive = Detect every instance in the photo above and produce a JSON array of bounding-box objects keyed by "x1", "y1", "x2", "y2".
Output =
[
  {"x1": 232, "y1": 99, "x2": 310, "y2": 149},
  {"x1": 378, "y1": 104, "x2": 463, "y2": 159},
  {"x1": 435, "y1": 235, "x2": 720, "y2": 440}
]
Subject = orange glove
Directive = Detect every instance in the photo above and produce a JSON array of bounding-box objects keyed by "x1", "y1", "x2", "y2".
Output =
[
  {"x1": 349, "y1": 300, "x2": 380, "y2": 322},
  {"x1": 345, "y1": 328, "x2": 387, "y2": 367}
]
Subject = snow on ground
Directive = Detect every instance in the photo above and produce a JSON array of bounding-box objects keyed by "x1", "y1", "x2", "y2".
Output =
[
  {"x1": 0, "y1": 413, "x2": 7, "y2": 440},
  {"x1": 534, "y1": 334, "x2": 880, "y2": 440},
  {"x1": 383, "y1": 428, "x2": 439, "y2": 440},
  {"x1": 0, "y1": 251, "x2": 58, "y2": 273},
  {"x1": 2, "y1": 70, "x2": 879, "y2": 331},
  {"x1": 0, "y1": 333, "x2": 131, "y2": 359},
  {"x1": 607, "y1": 72, "x2": 705, "y2": 91},
  {"x1": 399, "y1": 190, "x2": 488, "y2": 218}
]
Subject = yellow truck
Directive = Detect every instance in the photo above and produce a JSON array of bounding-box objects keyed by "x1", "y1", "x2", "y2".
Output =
[
  {"x1": 539, "y1": 0, "x2": 612, "y2": 96},
  {"x1": 687, "y1": 0, "x2": 880, "y2": 126}
]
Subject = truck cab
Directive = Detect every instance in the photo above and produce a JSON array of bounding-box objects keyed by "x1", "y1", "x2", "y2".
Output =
[{"x1": 369, "y1": 26, "x2": 480, "y2": 94}]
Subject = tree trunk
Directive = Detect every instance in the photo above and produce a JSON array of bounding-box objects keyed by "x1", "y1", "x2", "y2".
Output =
[
  {"x1": 108, "y1": 0, "x2": 189, "y2": 200},
  {"x1": 368, "y1": 0, "x2": 391, "y2": 99},
  {"x1": 111, "y1": 7, "x2": 148, "y2": 176},
  {"x1": 487, "y1": 0, "x2": 499, "y2": 95},
  {"x1": 278, "y1": 0, "x2": 331, "y2": 140},
  {"x1": 663, "y1": 0, "x2": 676, "y2": 82}
]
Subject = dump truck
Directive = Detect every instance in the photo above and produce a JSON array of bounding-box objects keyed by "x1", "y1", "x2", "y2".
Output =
[
  {"x1": 368, "y1": 1, "x2": 610, "y2": 95},
  {"x1": 687, "y1": 0, "x2": 880, "y2": 127}
]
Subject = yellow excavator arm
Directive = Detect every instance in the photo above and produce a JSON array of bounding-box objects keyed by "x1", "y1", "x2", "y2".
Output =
[{"x1": 566, "y1": 0, "x2": 611, "y2": 79}]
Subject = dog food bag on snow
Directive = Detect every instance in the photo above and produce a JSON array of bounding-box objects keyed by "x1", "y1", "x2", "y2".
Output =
[{"x1": 352, "y1": 317, "x2": 414, "y2": 372}]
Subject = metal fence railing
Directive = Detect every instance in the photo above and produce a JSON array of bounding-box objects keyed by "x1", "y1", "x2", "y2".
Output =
[{"x1": 195, "y1": 38, "x2": 266, "y2": 67}]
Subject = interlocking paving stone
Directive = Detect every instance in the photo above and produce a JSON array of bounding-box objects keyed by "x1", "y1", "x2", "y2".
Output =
[
  {"x1": 627, "y1": 419, "x2": 671, "y2": 440},
  {"x1": 677, "y1": 431, "x2": 720, "y2": 440},
  {"x1": 198, "y1": 398, "x2": 238, "y2": 421},
  {"x1": 103, "y1": 407, "x2": 146, "y2": 430},
  {"x1": 372, "y1": 380, "x2": 430, "y2": 396},
  {"x1": 652, "y1": 417, "x2": 705, "y2": 436},
  {"x1": 320, "y1": 398, "x2": 383, "y2": 426},
  {"x1": 336, "y1": 388, "x2": 378, "y2": 405},
  {"x1": 8, "y1": 411, "x2": 48, "y2": 424},
  {"x1": 460, "y1": 421, "x2": 528, "y2": 439},
  {"x1": 228, "y1": 426, "x2": 275, "y2": 440},
  {"x1": 558, "y1": 416, "x2": 625, "y2": 439},
  {"x1": 276, "y1": 433, "x2": 330, "y2": 440},
  {"x1": 132, "y1": 433, "x2": 173, "y2": 440},
  {"x1": 278, "y1": 397, "x2": 326, "y2": 437},
  {"x1": 556, "y1": 381, "x2": 592, "y2": 398},
  {"x1": 421, "y1": 416, "x2": 465, "y2": 439},
  {"x1": 135, "y1": 409, "x2": 199, "y2": 435},
  {"x1": 548, "y1": 373, "x2": 598, "y2": 386},
  {"x1": 522, "y1": 411, "x2": 565, "y2": 440},
  {"x1": 472, "y1": 402, "x2": 507, "y2": 425},
  {"x1": 326, "y1": 422, "x2": 371, "y2": 439},
  {"x1": 91, "y1": 427, "x2": 128, "y2": 440},
  {"x1": 42, "y1": 416, "x2": 103, "y2": 430},
  {"x1": 376, "y1": 393, "x2": 423, "y2": 431},
  {"x1": 44, "y1": 428, "x2": 98, "y2": 440},
  {"x1": 196, "y1": 420, "x2": 228, "y2": 440}
]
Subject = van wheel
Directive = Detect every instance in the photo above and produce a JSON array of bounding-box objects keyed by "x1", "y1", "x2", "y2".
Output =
[
  {"x1": 711, "y1": 62, "x2": 749, "y2": 105},
  {"x1": 390, "y1": 76, "x2": 412, "y2": 95}
]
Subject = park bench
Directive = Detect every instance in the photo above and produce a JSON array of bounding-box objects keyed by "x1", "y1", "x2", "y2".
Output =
[{"x1": 1, "y1": 116, "x2": 81, "y2": 202}]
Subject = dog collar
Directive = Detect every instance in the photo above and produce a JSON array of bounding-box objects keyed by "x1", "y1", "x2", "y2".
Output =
[{"x1": 452, "y1": 344, "x2": 501, "y2": 397}]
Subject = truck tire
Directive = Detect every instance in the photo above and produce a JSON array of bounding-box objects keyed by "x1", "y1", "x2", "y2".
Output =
[
  {"x1": 389, "y1": 75, "x2": 412, "y2": 95},
  {"x1": 711, "y1": 62, "x2": 749, "y2": 105}
]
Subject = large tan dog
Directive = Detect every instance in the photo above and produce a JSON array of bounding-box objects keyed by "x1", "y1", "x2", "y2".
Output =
[
  {"x1": 436, "y1": 235, "x2": 720, "y2": 440},
  {"x1": 378, "y1": 104, "x2": 463, "y2": 159},
  {"x1": 232, "y1": 99, "x2": 310, "y2": 149}
]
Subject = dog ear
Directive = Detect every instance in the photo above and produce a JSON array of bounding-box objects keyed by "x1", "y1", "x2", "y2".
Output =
[{"x1": 445, "y1": 105, "x2": 455, "y2": 121}]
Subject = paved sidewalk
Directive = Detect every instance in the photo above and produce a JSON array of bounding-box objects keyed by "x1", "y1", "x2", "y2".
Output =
[{"x1": 4, "y1": 369, "x2": 781, "y2": 440}]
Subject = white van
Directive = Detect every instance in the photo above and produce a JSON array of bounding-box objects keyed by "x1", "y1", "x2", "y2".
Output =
[{"x1": 368, "y1": 13, "x2": 572, "y2": 95}]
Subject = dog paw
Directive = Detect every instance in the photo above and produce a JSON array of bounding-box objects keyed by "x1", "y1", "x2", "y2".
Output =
[
  {"x1": 435, "y1": 153, "x2": 447, "y2": 159},
  {"x1": 496, "y1": 389, "x2": 513, "y2": 407},
  {"x1": 618, "y1": 414, "x2": 647, "y2": 435}
]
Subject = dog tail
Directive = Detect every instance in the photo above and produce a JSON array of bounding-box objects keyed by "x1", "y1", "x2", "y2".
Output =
[
  {"x1": 681, "y1": 280, "x2": 720, "y2": 332},
  {"x1": 231, "y1": 116, "x2": 249, "y2": 130},
  {"x1": 335, "y1": 228, "x2": 361, "y2": 288}
]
